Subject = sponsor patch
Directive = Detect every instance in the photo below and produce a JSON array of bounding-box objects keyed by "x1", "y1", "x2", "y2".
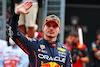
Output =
[
  {"x1": 38, "y1": 49, "x2": 47, "y2": 53},
  {"x1": 26, "y1": 37, "x2": 36, "y2": 42},
  {"x1": 40, "y1": 45, "x2": 45, "y2": 49},
  {"x1": 57, "y1": 48, "x2": 66, "y2": 52},
  {"x1": 52, "y1": 44, "x2": 56, "y2": 47}
]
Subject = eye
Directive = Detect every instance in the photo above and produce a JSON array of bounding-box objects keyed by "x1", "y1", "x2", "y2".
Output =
[
  {"x1": 53, "y1": 25, "x2": 58, "y2": 28},
  {"x1": 46, "y1": 23, "x2": 50, "y2": 27}
]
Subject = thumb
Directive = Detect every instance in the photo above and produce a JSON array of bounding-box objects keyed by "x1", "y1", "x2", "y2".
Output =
[{"x1": 24, "y1": 11, "x2": 29, "y2": 14}]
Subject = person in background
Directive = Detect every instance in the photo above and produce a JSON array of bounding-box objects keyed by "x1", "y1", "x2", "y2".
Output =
[
  {"x1": 8, "y1": 1, "x2": 72, "y2": 67},
  {"x1": 14, "y1": 0, "x2": 39, "y2": 38},
  {"x1": 0, "y1": 39, "x2": 8, "y2": 58},
  {"x1": 0, "y1": 38, "x2": 29, "y2": 67},
  {"x1": 64, "y1": 33, "x2": 72, "y2": 52},
  {"x1": 91, "y1": 29, "x2": 100, "y2": 67},
  {"x1": 64, "y1": 31, "x2": 89, "y2": 67},
  {"x1": 6, "y1": 7, "x2": 11, "y2": 24},
  {"x1": 26, "y1": 23, "x2": 44, "y2": 40}
]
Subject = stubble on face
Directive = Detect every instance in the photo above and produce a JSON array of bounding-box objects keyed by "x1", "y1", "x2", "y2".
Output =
[
  {"x1": 45, "y1": 29, "x2": 56, "y2": 38},
  {"x1": 43, "y1": 22, "x2": 60, "y2": 40}
]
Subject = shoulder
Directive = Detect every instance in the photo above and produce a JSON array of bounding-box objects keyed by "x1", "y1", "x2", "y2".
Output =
[
  {"x1": 57, "y1": 42, "x2": 69, "y2": 52},
  {"x1": 64, "y1": 43, "x2": 69, "y2": 47},
  {"x1": 58, "y1": 42, "x2": 67, "y2": 48},
  {"x1": 3, "y1": 46, "x2": 12, "y2": 52},
  {"x1": 77, "y1": 44, "x2": 86, "y2": 50},
  {"x1": 26, "y1": 37, "x2": 38, "y2": 43},
  {"x1": 38, "y1": 38, "x2": 44, "y2": 43},
  {"x1": 5, "y1": 46, "x2": 11, "y2": 49},
  {"x1": 0, "y1": 39, "x2": 7, "y2": 46}
]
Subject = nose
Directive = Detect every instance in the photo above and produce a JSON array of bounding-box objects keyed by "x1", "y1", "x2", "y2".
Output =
[{"x1": 49, "y1": 26, "x2": 54, "y2": 29}]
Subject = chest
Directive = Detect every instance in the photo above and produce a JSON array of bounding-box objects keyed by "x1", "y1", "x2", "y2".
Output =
[{"x1": 36, "y1": 45, "x2": 67, "y2": 63}]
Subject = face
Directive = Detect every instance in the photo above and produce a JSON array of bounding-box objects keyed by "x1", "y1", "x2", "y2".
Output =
[
  {"x1": 42, "y1": 22, "x2": 61, "y2": 38},
  {"x1": 71, "y1": 36, "x2": 79, "y2": 43},
  {"x1": 97, "y1": 34, "x2": 100, "y2": 40}
]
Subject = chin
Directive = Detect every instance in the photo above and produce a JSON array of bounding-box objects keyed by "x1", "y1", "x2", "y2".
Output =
[
  {"x1": 46, "y1": 34, "x2": 56, "y2": 38},
  {"x1": 47, "y1": 35, "x2": 55, "y2": 38}
]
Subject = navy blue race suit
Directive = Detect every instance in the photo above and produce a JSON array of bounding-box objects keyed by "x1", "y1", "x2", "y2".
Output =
[{"x1": 8, "y1": 13, "x2": 72, "y2": 67}]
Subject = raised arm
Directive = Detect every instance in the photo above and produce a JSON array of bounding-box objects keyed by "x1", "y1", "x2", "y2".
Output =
[
  {"x1": 15, "y1": 1, "x2": 33, "y2": 15},
  {"x1": 8, "y1": 1, "x2": 38, "y2": 55}
]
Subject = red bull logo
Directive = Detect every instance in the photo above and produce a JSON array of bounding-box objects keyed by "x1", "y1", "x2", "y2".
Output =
[{"x1": 41, "y1": 61, "x2": 63, "y2": 67}]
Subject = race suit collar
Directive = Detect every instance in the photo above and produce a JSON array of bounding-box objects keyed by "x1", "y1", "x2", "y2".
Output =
[{"x1": 43, "y1": 38, "x2": 57, "y2": 47}]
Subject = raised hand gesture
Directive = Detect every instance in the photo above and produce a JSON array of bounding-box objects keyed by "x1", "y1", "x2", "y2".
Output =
[{"x1": 15, "y1": 1, "x2": 33, "y2": 15}]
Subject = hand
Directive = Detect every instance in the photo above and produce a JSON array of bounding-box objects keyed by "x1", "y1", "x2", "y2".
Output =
[
  {"x1": 15, "y1": 1, "x2": 33, "y2": 15},
  {"x1": 97, "y1": 57, "x2": 100, "y2": 60},
  {"x1": 76, "y1": 56, "x2": 81, "y2": 60},
  {"x1": 95, "y1": 50, "x2": 100, "y2": 60}
]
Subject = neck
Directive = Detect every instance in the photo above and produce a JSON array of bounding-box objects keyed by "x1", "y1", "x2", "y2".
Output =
[
  {"x1": 44, "y1": 35, "x2": 57, "y2": 42},
  {"x1": 97, "y1": 40, "x2": 100, "y2": 42}
]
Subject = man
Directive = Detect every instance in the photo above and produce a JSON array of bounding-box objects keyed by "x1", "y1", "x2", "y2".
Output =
[
  {"x1": 8, "y1": 1, "x2": 72, "y2": 67},
  {"x1": 0, "y1": 38, "x2": 29, "y2": 67},
  {"x1": 64, "y1": 31, "x2": 89, "y2": 67},
  {"x1": 64, "y1": 34, "x2": 72, "y2": 52},
  {"x1": 91, "y1": 29, "x2": 100, "y2": 67}
]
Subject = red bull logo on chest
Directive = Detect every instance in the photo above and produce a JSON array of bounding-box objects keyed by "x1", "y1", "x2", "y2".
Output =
[{"x1": 41, "y1": 61, "x2": 63, "y2": 67}]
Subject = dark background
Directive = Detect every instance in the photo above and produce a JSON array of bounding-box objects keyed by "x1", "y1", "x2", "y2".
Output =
[
  {"x1": 67, "y1": 0, "x2": 100, "y2": 5},
  {"x1": 65, "y1": 0, "x2": 100, "y2": 67}
]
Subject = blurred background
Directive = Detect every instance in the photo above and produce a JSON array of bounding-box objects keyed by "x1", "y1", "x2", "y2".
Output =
[{"x1": 1, "y1": 0, "x2": 100, "y2": 67}]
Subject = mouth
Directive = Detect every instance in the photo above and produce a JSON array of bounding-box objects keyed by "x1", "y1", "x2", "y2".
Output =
[{"x1": 48, "y1": 31, "x2": 54, "y2": 34}]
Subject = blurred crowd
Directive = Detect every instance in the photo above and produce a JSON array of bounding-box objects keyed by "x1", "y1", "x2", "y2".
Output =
[
  {"x1": 0, "y1": 0, "x2": 100, "y2": 67},
  {"x1": 0, "y1": 0, "x2": 43, "y2": 67}
]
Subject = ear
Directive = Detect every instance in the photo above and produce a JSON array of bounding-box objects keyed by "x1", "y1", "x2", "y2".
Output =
[
  {"x1": 69, "y1": 35, "x2": 71, "y2": 38},
  {"x1": 42, "y1": 26, "x2": 44, "y2": 32},
  {"x1": 58, "y1": 28, "x2": 61, "y2": 33},
  {"x1": 97, "y1": 36, "x2": 99, "y2": 39},
  {"x1": 65, "y1": 37, "x2": 67, "y2": 42}
]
